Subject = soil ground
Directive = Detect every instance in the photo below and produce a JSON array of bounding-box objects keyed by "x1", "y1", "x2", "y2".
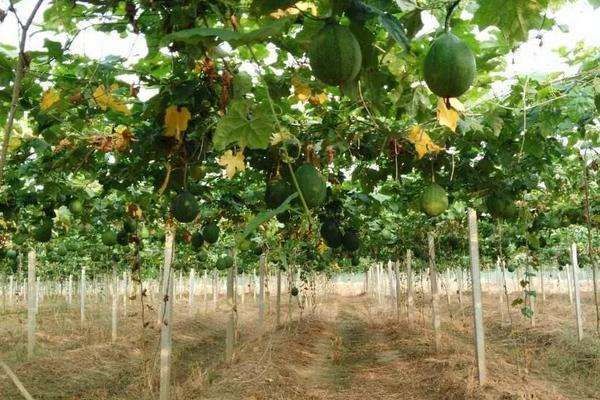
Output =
[{"x1": 1, "y1": 286, "x2": 599, "y2": 399}]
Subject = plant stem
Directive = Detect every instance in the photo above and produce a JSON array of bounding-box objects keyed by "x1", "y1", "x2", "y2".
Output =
[{"x1": 0, "y1": 0, "x2": 45, "y2": 186}]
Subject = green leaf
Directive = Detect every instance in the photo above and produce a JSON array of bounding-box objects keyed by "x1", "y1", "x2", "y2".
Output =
[
  {"x1": 213, "y1": 99, "x2": 276, "y2": 150},
  {"x1": 511, "y1": 297, "x2": 524, "y2": 306},
  {"x1": 239, "y1": 192, "x2": 298, "y2": 240},
  {"x1": 473, "y1": 0, "x2": 550, "y2": 44},
  {"x1": 521, "y1": 307, "x2": 534, "y2": 319},
  {"x1": 162, "y1": 27, "x2": 242, "y2": 45},
  {"x1": 161, "y1": 18, "x2": 292, "y2": 48},
  {"x1": 378, "y1": 13, "x2": 410, "y2": 50}
]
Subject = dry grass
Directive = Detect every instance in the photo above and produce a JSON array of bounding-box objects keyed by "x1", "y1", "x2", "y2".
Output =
[{"x1": 1, "y1": 289, "x2": 599, "y2": 399}]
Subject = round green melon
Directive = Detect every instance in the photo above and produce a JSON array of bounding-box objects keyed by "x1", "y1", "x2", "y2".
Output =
[
  {"x1": 123, "y1": 218, "x2": 137, "y2": 233},
  {"x1": 190, "y1": 164, "x2": 206, "y2": 181},
  {"x1": 294, "y1": 164, "x2": 326, "y2": 208},
  {"x1": 101, "y1": 230, "x2": 118, "y2": 246},
  {"x1": 420, "y1": 183, "x2": 449, "y2": 217},
  {"x1": 320, "y1": 219, "x2": 342, "y2": 248},
  {"x1": 117, "y1": 229, "x2": 129, "y2": 246},
  {"x1": 308, "y1": 23, "x2": 362, "y2": 86},
  {"x1": 191, "y1": 231, "x2": 204, "y2": 249},
  {"x1": 265, "y1": 179, "x2": 293, "y2": 209},
  {"x1": 216, "y1": 255, "x2": 234, "y2": 270},
  {"x1": 69, "y1": 199, "x2": 83, "y2": 215},
  {"x1": 423, "y1": 32, "x2": 476, "y2": 98},
  {"x1": 291, "y1": 287, "x2": 299, "y2": 296},
  {"x1": 485, "y1": 193, "x2": 517, "y2": 220},
  {"x1": 342, "y1": 230, "x2": 360, "y2": 252},
  {"x1": 33, "y1": 220, "x2": 53, "y2": 243},
  {"x1": 203, "y1": 223, "x2": 220, "y2": 244},
  {"x1": 171, "y1": 191, "x2": 199, "y2": 223},
  {"x1": 507, "y1": 264, "x2": 516, "y2": 273}
]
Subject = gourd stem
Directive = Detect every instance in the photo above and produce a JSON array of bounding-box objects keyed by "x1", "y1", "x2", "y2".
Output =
[{"x1": 444, "y1": 0, "x2": 461, "y2": 32}]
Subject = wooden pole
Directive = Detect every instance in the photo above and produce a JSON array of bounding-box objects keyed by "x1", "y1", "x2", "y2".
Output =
[
  {"x1": 159, "y1": 229, "x2": 175, "y2": 400},
  {"x1": 427, "y1": 234, "x2": 441, "y2": 352},
  {"x1": 27, "y1": 250, "x2": 36, "y2": 359},
  {"x1": 468, "y1": 208, "x2": 487, "y2": 385},
  {"x1": 570, "y1": 243, "x2": 584, "y2": 341}
]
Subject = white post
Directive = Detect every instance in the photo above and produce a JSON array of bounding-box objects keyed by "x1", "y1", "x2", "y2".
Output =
[
  {"x1": 111, "y1": 264, "x2": 118, "y2": 343},
  {"x1": 159, "y1": 229, "x2": 175, "y2": 400},
  {"x1": 258, "y1": 254, "x2": 266, "y2": 327},
  {"x1": 188, "y1": 268, "x2": 195, "y2": 316},
  {"x1": 570, "y1": 244, "x2": 583, "y2": 342},
  {"x1": 276, "y1": 267, "x2": 282, "y2": 326},
  {"x1": 27, "y1": 250, "x2": 36, "y2": 359},
  {"x1": 406, "y1": 250, "x2": 414, "y2": 325},
  {"x1": 80, "y1": 267, "x2": 86, "y2": 326},
  {"x1": 67, "y1": 274, "x2": 72, "y2": 306},
  {"x1": 468, "y1": 209, "x2": 487, "y2": 385},
  {"x1": 427, "y1": 234, "x2": 441, "y2": 352},
  {"x1": 394, "y1": 260, "x2": 401, "y2": 321},
  {"x1": 122, "y1": 271, "x2": 128, "y2": 318},
  {"x1": 225, "y1": 251, "x2": 236, "y2": 362}
]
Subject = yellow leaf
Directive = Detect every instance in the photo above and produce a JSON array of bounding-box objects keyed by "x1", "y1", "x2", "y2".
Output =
[
  {"x1": 164, "y1": 105, "x2": 191, "y2": 142},
  {"x1": 448, "y1": 97, "x2": 465, "y2": 112},
  {"x1": 218, "y1": 150, "x2": 246, "y2": 179},
  {"x1": 291, "y1": 76, "x2": 311, "y2": 101},
  {"x1": 308, "y1": 92, "x2": 328, "y2": 105},
  {"x1": 317, "y1": 241, "x2": 328, "y2": 254},
  {"x1": 296, "y1": 2, "x2": 318, "y2": 14},
  {"x1": 407, "y1": 125, "x2": 443, "y2": 159},
  {"x1": 40, "y1": 88, "x2": 60, "y2": 111},
  {"x1": 7, "y1": 136, "x2": 21, "y2": 151},
  {"x1": 437, "y1": 98, "x2": 459, "y2": 132},
  {"x1": 92, "y1": 84, "x2": 130, "y2": 115}
]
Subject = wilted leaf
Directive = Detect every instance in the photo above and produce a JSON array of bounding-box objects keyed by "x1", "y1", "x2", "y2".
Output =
[
  {"x1": 407, "y1": 125, "x2": 443, "y2": 159},
  {"x1": 292, "y1": 76, "x2": 311, "y2": 101},
  {"x1": 218, "y1": 150, "x2": 246, "y2": 178},
  {"x1": 40, "y1": 88, "x2": 60, "y2": 111},
  {"x1": 164, "y1": 105, "x2": 191, "y2": 142},
  {"x1": 113, "y1": 125, "x2": 135, "y2": 152},
  {"x1": 437, "y1": 98, "x2": 460, "y2": 132},
  {"x1": 92, "y1": 84, "x2": 130, "y2": 115}
]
